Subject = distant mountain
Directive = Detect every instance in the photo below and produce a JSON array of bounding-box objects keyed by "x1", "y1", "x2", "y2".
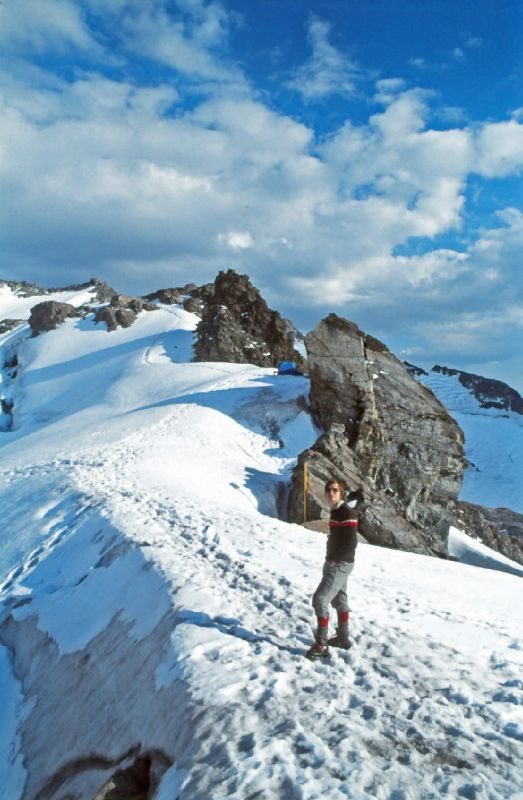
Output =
[
  {"x1": 405, "y1": 362, "x2": 523, "y2": 517},
  {"x1": 405, "y1": 362, "x2": 523, "y2": 415}
]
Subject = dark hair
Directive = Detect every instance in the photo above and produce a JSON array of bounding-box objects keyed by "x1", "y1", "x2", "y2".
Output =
[{"x1": 324, "y1": 478, "x2": 345, "y2": 494}]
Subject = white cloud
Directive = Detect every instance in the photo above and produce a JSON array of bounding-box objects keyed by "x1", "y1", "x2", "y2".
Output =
[
  {"x1": 118, "y1": 0, "x2": 242, "y2": 84},
  {"x1": 474, "y1": 119, "x2": 523, "y2": 177},
  {"x1": 288, "y1": 17, "x2": 360, "y2": 101},
  {"x1": 218, "y1": 231, "x2": 254, "y2": 250},
  {"x1": 0, "y1": 0, "x2": 98, "y2": 53}
]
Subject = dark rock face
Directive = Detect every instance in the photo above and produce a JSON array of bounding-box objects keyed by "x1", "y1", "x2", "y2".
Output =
[
  {"x1": 193, "y1": 270, "x2": 304, "y2": 369},
  {"x1": 288, "y1": 314, "x2": 467, "y2": 556},
  {"x1": 431, "y1": 365, "x2": 523, "y2": 415},
  {"x1": 28, "y1": 302, "x2": 82, "y2": 337},
  {"x1": 455, "y1": 502, "x2": 523, "y2": 566}
]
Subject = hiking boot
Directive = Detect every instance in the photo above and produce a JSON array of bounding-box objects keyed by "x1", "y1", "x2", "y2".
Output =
[
  {"x1": 306, "y1": 640, "x2": 330, "y2": 660},
  {"x1": 306, "y1": 615, "x2": 330, "y2": 660},
  {"x1": 328, "y1": 626, "x2": 351, "y2": 650}
]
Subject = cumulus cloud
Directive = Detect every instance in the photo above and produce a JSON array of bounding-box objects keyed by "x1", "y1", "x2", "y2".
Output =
[
  {"x1": 288, "y1": 17, "x2": 360, "y2": 100},
  {"x1": 474, "y1": 119, "x2": 523, "y2": 177}
]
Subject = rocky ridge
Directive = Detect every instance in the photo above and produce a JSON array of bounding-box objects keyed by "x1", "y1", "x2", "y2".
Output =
[
  {"x1": 405, "y1": 362, "x2": 523, "y2": 416},
  {"x1": 25, "y1": 282, "x2": 161, "y2": 337}
]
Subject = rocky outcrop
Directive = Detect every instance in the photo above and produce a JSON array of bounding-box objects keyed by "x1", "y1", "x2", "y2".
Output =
[
  {"x1": 27, "y1": 291, "x2": 157, "y2": 336},
  {"x1": 144, "y1": 282, "x2": 215, "y2": 316},
  {"x1": 94, "y1": 296, "x2": 158, "y2": 332},
  {"x1": 81, "y1": 277, "x2": 118, "y2": 304},
  {"x1": 287, "y1": 314, "x2": 467, "y2": 557},
  {"x1": 193, "y1": 270, "x2": 304, "y2": 369},
  {"x1": 455, "y1": 502, "x2": 523, "y2": 566},
  {"x1": 29, "y1": 302, "x2": 82, "y2": 337},
  {"x1": 480, "y1": 505, "x2": 523, "y2": 542}
]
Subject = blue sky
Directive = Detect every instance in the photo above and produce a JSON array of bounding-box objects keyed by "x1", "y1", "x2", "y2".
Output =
[{"x1": 1, "y1": 0, "x2": 523, "y2": 389}]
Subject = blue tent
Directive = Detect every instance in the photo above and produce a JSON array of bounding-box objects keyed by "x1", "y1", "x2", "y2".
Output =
[{"x1": 277, "y1": 361, "x2": 302, "y2": 376}]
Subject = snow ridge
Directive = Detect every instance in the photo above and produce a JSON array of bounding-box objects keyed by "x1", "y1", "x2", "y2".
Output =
[{"x1": 0, "y1": 296, "x2": 522, "y2": 798}]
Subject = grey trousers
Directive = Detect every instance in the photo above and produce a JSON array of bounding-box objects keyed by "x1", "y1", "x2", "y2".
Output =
[{"x1": 312, "y1": 560, "x2": 354, "y2": 618}]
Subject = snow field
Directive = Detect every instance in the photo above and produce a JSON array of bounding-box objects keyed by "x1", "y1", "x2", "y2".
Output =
[
  {"x1": 417, "y1": 372, "x2": 523, "y2": 514},
  {"x1": 0, "y1": 302, "x2": 522, "y2": 798}
]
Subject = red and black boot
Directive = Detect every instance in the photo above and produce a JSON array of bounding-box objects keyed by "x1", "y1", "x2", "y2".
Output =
[
  {"x1": 306, "y1": 616, "x2": 330, "y2": 660},
  {"x1": 328, "y1": 611, "x2": 351, "y2": 650}
]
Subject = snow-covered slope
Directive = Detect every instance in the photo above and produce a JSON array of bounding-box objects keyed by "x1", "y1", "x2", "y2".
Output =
[
  {"x1": 412, "y1": 369, "x2": 523, "y2": 515},
  {"x1": 1, "y1": 297, "x2": 522, "y2": 799}
]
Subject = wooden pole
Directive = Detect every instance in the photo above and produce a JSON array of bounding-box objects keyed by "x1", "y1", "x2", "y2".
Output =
[{"x1": 303, "y1": 462, "x2": 307, "y2": 525}]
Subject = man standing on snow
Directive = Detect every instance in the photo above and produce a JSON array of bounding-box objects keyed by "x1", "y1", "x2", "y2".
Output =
[{"x1": 306, "y1": 478, "x2": 358, "y2": 660}]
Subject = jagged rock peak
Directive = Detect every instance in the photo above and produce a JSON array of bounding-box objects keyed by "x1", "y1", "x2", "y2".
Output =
[
  {"x1": 404, "y1": 361, "x2": 429, "y2": 377},
  {"x1": 432, "y1": 364, "x2": 523, "y2": 415},
  {"x1": 193, "y1": 269, "x2": 304, "y2": 369},
  {"x1": 288, "y1": 313, "x2": 467, "y2": 557}
]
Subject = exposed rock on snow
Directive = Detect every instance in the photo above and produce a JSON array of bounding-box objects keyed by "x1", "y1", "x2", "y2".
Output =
[
  {"x1": 0, "y1": 279, "x2": 50, "y2": 298},
  {"x1": 144, "y1": 282, "x2": 215, "y2": 316},
  {"x1": 480, "y1": 505, "x2": 523, "y2": 541},
  {"x1": 288, "y1": 314, "x2": 467, "y2": 557},
  {"x1": 28, "y1": 302, "x2": 82, "y2": 337},
  {"x1": 0, "y1": 319, "x2": 24, "y2": 335},
  {"x1": 94, "y1": 296, "x2": 158, "y2": 332},
  {"x1": 456, "y1": 502, "x2": 523, "y2": 566},
  {"x1": 194, "y1": 269, "x2": 303, "y2": 369},
  {"x1": 86, "y1": 277, "x2": 119, "y2": 304}
]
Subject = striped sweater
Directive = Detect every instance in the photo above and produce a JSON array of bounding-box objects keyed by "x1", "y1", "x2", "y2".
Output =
[{"x1": 326, "y1": 501, "x2": 358, "y2": 563}]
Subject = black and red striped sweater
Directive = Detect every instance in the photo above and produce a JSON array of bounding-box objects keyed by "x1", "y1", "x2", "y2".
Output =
[{"x1": 326, "y1": 501, "x2": 358, "y2": 563}]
